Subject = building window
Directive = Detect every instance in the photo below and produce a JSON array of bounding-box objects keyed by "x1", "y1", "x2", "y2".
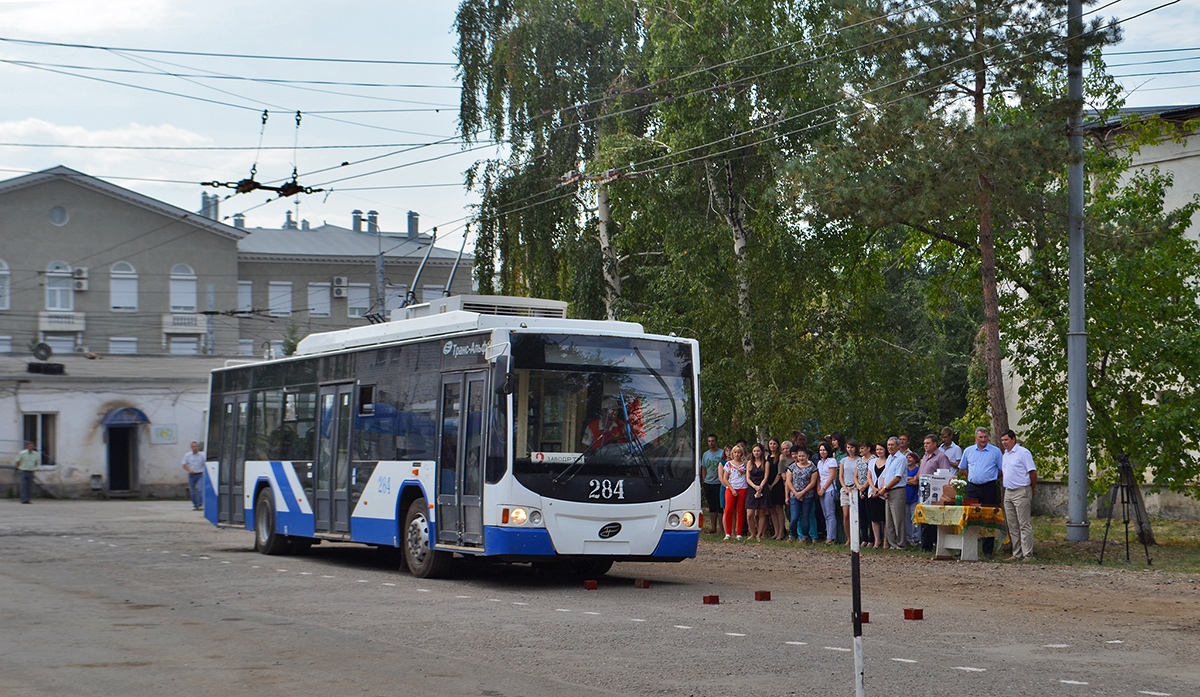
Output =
[
  {"x1": 0, "y1": 336, "x2": 11, "y2": 354},
  {"x1": 347, "y1": 283, "x2": 370, "y2": 318},
  {"x1": 238, "y1": 281, "x2": 253, "y2": 315},
  {"x1": 109, "y1": 337, "x2": 138, "y2": 354},
  {"x1": 268, "y1": 282, "x2": 292, "y2": 317},
  {"x1": 43, "y1": 334, "x2": 76, "y2": 354},
  {"x1": 0, "y1": 259, "x2": 9, "y2": 310},
  {"x1": 169, "y1": 336, "x2": 199, "y2": 355},
  {"x1": 170, "y1": 263, "x2": 197, "y2": 313},
  {"x1": 308, "y1": 283, "x2": 331, "y2": 317},
  {"x1": 238, "y1": 339, "x2": 255, "y2": 356},
  {"x1": 110, "y1": 261, "x2": 138, "y2": 312},
  {"x1": 46, "y1": 261, "x2": 73, "y2": 311},
  {"x1": 22, "y1": 413, "x2": 56, "y2": 465}
]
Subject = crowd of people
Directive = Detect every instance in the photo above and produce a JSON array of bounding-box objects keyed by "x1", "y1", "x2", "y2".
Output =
[{"x1": 700, "y1": 426, "x2": 1038, "y2": 560}]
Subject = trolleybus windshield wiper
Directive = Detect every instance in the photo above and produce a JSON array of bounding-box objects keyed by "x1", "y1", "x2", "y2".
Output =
[
  {"x1": 551, "y1": 434, "x2": 603, "y2": 485},
  {"x1": 618, "y1": 392, "x2": 660, "y2": 488}
]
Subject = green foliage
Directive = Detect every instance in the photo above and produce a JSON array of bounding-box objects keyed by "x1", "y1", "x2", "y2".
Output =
[{"x1": 280, "y1": 323, "x2": 302, "y2": 357}]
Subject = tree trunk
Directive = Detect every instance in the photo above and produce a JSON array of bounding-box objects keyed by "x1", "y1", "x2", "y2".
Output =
[
  {"x1": 974, "y1": 13, "x2": 1009, "y2": 434},
  {"x1": 597, "y1": 183, "x2": 621, "y2": 320}
]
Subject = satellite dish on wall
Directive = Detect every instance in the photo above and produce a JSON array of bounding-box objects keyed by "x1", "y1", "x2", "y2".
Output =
[{"x1": 32, "y1": 343, "x2": 53, "y2": 361}]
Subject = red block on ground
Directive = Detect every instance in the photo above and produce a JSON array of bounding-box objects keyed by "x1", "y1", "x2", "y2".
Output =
[
  {"x1": 703, "y1": 595, "x2": 720, "y2": 605},
  {"x1": 634, "y1": 578, "x2": 650, "y2": 589},
  {"x1": 584, "y1": 580, "x2": 598, "y2": 590},
  {"x1": 904, "y1": 608, "x2": 924, "y2": 620},
  {"x1": 861, "y1": 611, "x2": 869, "y2": 623},
  {"x1": 755, "y1": 590, "x2": 771, "y2": 601}
]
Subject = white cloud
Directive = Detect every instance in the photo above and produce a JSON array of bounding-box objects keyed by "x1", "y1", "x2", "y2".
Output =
[{"x1": 0, "y1": 0, "x2": 185, "y2": 38}]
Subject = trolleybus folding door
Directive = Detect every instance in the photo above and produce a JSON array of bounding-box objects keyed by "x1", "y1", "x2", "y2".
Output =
[
  {"x1": 436, "y1": 371, "x2": 486, "y2": 547},
  {"x1": 218, "y1": 393, "x2": 249, "y2": 525},
  {"x1": 315, "y1": 383, "x2": 354, "y2": 534}
]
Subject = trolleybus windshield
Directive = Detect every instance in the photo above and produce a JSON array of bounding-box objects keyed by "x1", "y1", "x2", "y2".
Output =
[{"x1": 510, "y1": 334, "x2": 696, "y2": 504}]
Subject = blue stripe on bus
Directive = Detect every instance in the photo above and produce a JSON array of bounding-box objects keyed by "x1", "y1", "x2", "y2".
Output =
[
  {"x1": 351, "y1": 514, "x2": 399, "y2": 546},
  {"x1": 652, "y1": 530, "x2": 699, "y2": 557},
  {"x1": 203, "y1": 469, "x2": 218, "y2": 526},
  {"x1": 483, "y1": 526, "x2": 557, "y2": 556},
  {"x1": 269, "y1": 462, "x2": 315, "y2": 538}
]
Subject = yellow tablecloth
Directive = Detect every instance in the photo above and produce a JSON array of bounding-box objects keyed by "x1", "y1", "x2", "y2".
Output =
[{"x1": 913, "y1": 504, "x2": 1006, "y2": 536}]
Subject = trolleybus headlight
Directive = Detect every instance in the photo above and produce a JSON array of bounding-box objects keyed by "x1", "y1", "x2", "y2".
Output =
[
  {"x1": 668, "y1": 513, "x2": 681, "y2": 528},
  {"x1": 529, "y1": 510, "x2": 543, "y2": 526},
  {"x1": 511, "y1": 507, "x2": 528, "y2": 525},
  {"x1": 681, "y1": 511, "x2": 696, "y2": 528}
]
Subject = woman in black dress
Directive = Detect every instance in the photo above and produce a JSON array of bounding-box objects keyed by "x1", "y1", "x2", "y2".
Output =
[
  {"x1": 767, "y1": 437, "x2": 788, "y2": 540},
  {"x1": 867, "y1": 443, "x2": 889, "y2": 548},
  {"x1": 745, "y1": 443, "x2": 771, "y2": 541}
]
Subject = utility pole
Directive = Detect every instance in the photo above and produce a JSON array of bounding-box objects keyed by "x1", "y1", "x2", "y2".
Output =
[{"x1": 1066, "y1": 0, "x2": 1090, "y2": 541}]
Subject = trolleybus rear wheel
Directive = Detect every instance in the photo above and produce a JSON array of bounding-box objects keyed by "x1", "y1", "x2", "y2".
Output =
[
  {"x1": 254, "y1": 489, "x2": 289, "y2": 555},
  {"x1": 404, "y1": 498, "x2": 451, "y2": 578}
]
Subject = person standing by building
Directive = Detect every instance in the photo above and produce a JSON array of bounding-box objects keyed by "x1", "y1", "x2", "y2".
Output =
[
  {"x1": 182, "y1": 441, "x2": 206, "y2": 511},
  {"x1": 15, "y1": 441, "x2": 40, "y2": 504},
  {"x1": 999, "y1": 430, "x2": 1038, "y2": 561},
  {"x1": 959, "y1": 427, "x2": 1003, "y2": 558},
  {"x1": 702, "y1": 435, "x2": 724, "y2": 534}
]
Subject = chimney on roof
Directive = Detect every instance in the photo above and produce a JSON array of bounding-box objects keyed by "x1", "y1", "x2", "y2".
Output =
[
  {"x1": 352, "y1": 209, "x2": 363, "y2": 232},
  {"x1": 367, "y1": 210, "x2": 379, "y2": 234},
  {"x1": 301, "y1": 219, "x2": 310, "y2": 230},
  {"x1": 199, "y1": 192, "x2": 219, "y2": 220},
  {"x1": 407, "y1": 210, "x2": 419, "y2": 240},
  {"x1": 284, "y1": 210, "x2": 298, "y2": 230},
  {"x1": 232, "y1": 213, "x2": 245, "y2": 229}
]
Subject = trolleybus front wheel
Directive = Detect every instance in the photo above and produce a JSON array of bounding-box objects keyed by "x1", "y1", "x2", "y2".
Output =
[
  {"x1": 404, "y1": 498, "x2": 452, "y2": 578},
  {"x1": 254, "y1": 489, "x2": 289, "y2": 555}
]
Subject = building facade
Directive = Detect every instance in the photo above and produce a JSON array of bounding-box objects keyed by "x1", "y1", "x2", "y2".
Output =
[{"x1": 1, "y1": 166, "x2": 473, "y2": 498}]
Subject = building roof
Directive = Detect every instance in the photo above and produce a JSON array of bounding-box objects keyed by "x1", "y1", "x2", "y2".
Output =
[
  {"x1": 0, "y1": 355, "x2": 228, "y2": 383},
  {"x1": 237, "y1": 224, "x2": 471, "y2": 263},
  {"x1": 0, "y1": 166, "x2": 245, "y2": 241},
  {"x1": 1085, "y1": 104, "x2": 1200, "y2": 135}
]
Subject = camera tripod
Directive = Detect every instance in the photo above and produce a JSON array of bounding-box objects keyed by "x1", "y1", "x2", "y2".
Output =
[{"x1": 1098, "y1": 455, "x2": 1152, "y2": 566}]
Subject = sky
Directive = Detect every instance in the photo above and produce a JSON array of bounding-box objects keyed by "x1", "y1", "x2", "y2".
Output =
[{"x1": 0, "y1": 0, "x2": 1197, "y2": 252}]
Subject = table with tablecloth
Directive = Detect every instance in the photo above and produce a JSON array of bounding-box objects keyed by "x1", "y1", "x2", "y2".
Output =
[{"x1": 913, "y1": 504, "x2": 1007, "y2": 561}]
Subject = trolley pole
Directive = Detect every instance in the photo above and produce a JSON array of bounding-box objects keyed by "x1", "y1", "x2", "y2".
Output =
[
  {"x1": 850, "y1": 492, "x2": 865, "y2": 696},
  {"x1": 1066, "y1": 0, "x2": 1090, "y2": 541}
]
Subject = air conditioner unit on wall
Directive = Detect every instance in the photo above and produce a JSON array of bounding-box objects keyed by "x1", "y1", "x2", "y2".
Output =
[
  {"x1": 73, "y1": 267, "x2": 89, "y2": 279},
  {"x1": 333, "y1": 276, "x2": 348, "y2": 287},
  {"x1": 332, "y1": 286, "x2": 348, "y2": 298},
  {"x1": 73, "y1": 279, "x2": 89, "y2": 291}
]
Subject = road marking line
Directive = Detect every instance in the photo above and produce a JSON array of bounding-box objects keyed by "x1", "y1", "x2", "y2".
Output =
[
  {"x1": 824, "y1": 647, "x2": 851, "y2": 652},
  {"x1": 298, "y1": 572, "x2": 312, "y2": 575},
  {"x1": 199, "y1": 555, "x2": 210, "y2": 559},
  {"x1": 1107, "y1": 640, "x2": 1124, "y2": 644},
  {"x1": 109, "y1": 544, "x2": 118, "y2": 548},
  {"x1": 891, "y1": 658, "x2": 918, "y2": 663},
  {"x1": 417, "y1": 588, "x2": 431, "y2": 592},
  {"x1": 1138, "y1": 691, "x2": 1171, "y2": 696},
  {"x1": 276, "y1": 569, "x2": 288, "y2": 572},
  {"x1": 488, "y1": 598, "x2": 502, "y2": 602},
  {"x1": 513, "y1": 602, "x2": 529, "y2": 606},
  {"x1": 555, "y1": 608, "x2": 571, "y2": 612},
  {"x1": 162, "y1": 551, "x2": 171, "y2": 554},
  {"x1": 221, "y1": 561, "x2": 231, "y2": 564},
  {"x1": 321, "y1": 575, "x2": 334, "y2": 578},
  {"x1": 88, "y1": 539, "x2": 94, "y2": 542},
  {"x1": 785, "y1": 641, "x2": 807, "y2": 646},
  {"x1": 1044, "y1": 644, "x2": 1070, "y2": 648},
  {"x1": 630, "y1": 618, "x2": 646, "y2": 622},
  {"x1": 727, "y1": 632, "x2": 746, "y2": 637},
  {"x1": 356, "y1": 579, "x2": 369, "y2": 583},
  {"x1": 251, "y1": 565, "x2": 261, "y2": 568},
  {"x1": 584, "y1": 611, "x2": 601, "y2": 615},
  {"x1": 952, "y1": 666, "x2": 986, "y2": 672},
  {"x1": 383, "y1": 583, "x2": 396, "y2": 586},
  {"x1": 181, "y1": 554, "x2": 190, "y2": 557},
  {"x1": 1060, "y1": 680, "x2": 1088, "y2": 685},
  {"x1": 456, "y1": 595, "x2": 471, "y2": 599}
]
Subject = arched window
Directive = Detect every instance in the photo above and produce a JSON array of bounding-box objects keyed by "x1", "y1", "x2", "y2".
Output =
[
  {"x1": 110, "y1": 261, "x2": 138, "y2": 312},
  {"x1": 170, "y1": 263, "x2": 197, "y2": 313},
  {"x1": 0, "y1": 259, "x2": 9, "y2": 311},
  {"x1": 45, "y1": 261, "x2": 72, "y2": 311}
]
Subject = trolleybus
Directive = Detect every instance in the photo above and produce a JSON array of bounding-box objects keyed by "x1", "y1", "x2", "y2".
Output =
[{"x1": 203, "y1": 295, "x2": 702, "y2": 577}]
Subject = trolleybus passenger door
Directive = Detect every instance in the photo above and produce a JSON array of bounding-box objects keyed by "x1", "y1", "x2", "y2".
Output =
[
  {"x1": 315, "y1": 383, "x2": 354, "y2": 534},
  {"x1": 436, "y1": 371, "x2": 486, "y2": 547},
  {"x1": 218, "y1": 393, "x2": 249, "y2": 525}
]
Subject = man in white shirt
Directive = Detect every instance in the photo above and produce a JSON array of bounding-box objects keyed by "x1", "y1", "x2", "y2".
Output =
[
  {"x1": 182, "y1": 442, "x2": 206, "y2": 511},
  {"x1": 882, "y1": 437, "x2": 908, "y2": 550},
  {"x1": 999, "y1": 430, "x2": 1038, "y2": 561},
  {"x1": 939, "y1": 427, "x2": 962, "y2": 471}
]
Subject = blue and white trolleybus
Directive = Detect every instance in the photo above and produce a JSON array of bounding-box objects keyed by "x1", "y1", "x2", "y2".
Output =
[{"x1": 203, "y1": 295, "x2": 701, "y2": 578}]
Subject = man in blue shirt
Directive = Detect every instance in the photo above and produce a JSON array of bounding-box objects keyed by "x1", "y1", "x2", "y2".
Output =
[
  {"x1": 959, "y1": 426, "x2": 1003, "y2": 557},
  {"x1": 701, "y1": 434, "x2": 724, "y2": 534},
  {"x1": 882, "y1": 437, "x2": 908, "y2": 550}
]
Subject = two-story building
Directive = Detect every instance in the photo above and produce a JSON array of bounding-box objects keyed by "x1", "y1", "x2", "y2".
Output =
[{"x1": 1, "y1": 165, "x2": 472, "y2": 498}]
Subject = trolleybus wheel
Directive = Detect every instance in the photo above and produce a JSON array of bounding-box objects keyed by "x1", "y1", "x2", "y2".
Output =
[
  {"x1": 254, "y1": 489, "x2": 289, "y2": 556},
  {"x1": 404, "y1": 498, "x2": 451, "y2": 578}
]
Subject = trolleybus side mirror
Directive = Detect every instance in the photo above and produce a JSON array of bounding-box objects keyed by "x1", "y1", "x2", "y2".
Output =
[{"x1": 493, "y1": 355, "x2": 514, "y2": 395}]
